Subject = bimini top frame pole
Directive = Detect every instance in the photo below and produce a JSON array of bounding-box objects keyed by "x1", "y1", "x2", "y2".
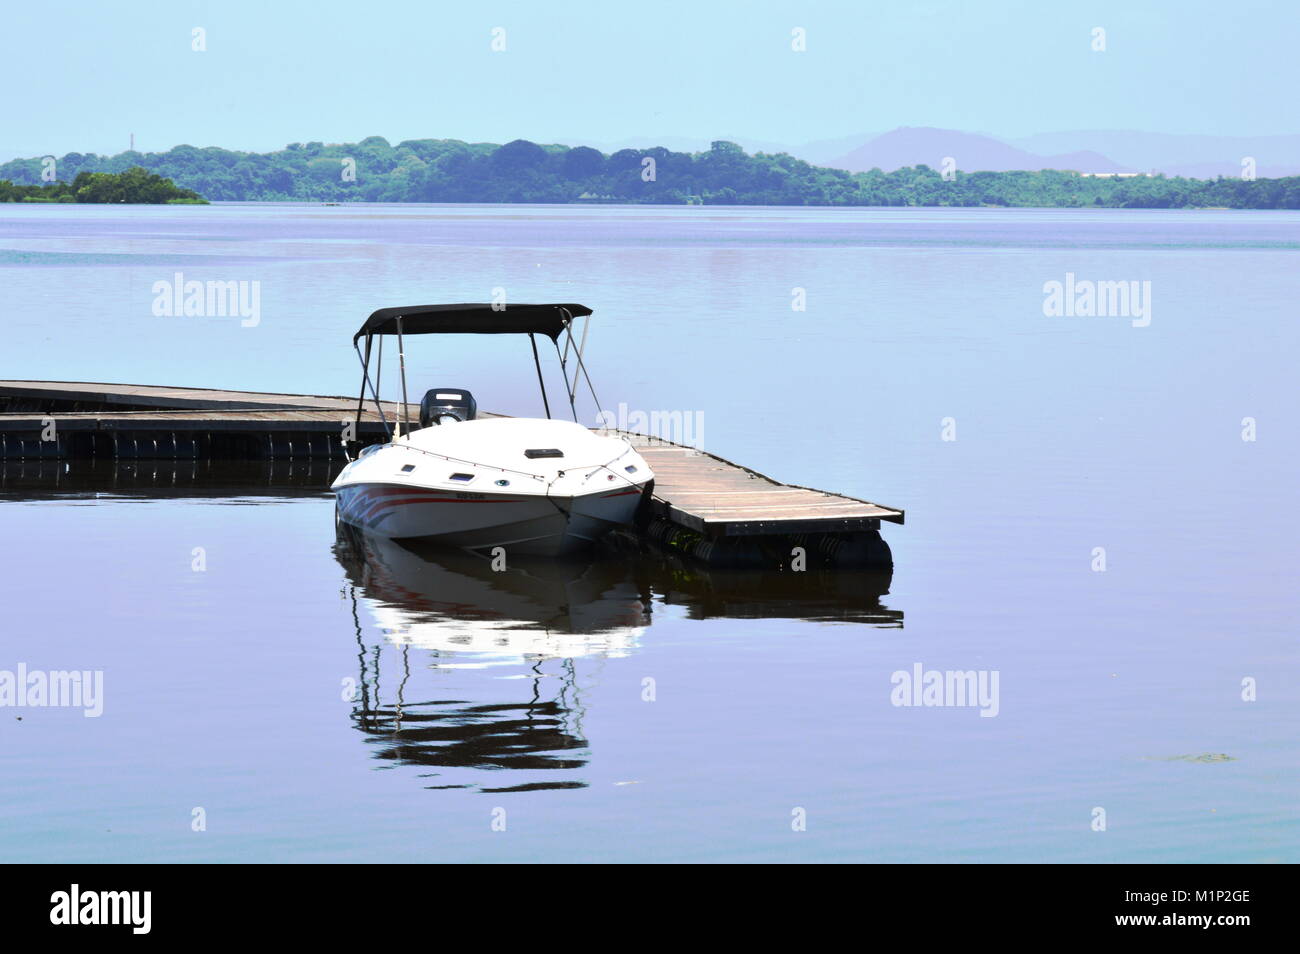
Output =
[
  {"x1": 552, "y1": 306, "x2": 603, "y2": 424},
  {"x1": 528, "y1": 333, "x2": 552, "y2": 420},
  {"x1": 352, "y1": 332, "x2": 391, "y2": 451},
  {"x1": 396, "y1": 316, "x2": 411, "y2": 437}
]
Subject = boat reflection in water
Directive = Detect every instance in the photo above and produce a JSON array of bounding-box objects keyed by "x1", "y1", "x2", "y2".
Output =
[{"x1": 334, "y1": 523, "x2": 901, "y2": 793}]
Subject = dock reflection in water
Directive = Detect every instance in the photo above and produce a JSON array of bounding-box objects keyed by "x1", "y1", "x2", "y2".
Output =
[{"x1": 334, "y1": 523, "x2": 901, "y2": 793}]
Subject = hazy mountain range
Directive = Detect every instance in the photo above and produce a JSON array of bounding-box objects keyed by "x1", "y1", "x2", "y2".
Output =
[{"x1": 593, "y1": 127, "x2": 1300, "y2": 177}]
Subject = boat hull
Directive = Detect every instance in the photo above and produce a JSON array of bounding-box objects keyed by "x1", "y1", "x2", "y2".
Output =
[{"x1": 334, "y1": 481, "x2": 648, "y2": 556}]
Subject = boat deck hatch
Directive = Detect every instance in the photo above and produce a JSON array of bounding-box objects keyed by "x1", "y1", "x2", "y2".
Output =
[
  {"x1": 524, "y1": 448, "x2": 563, "y2": 459},
  {"x1": 449, "y1": 472, "x2": 474, "y2": 482}
]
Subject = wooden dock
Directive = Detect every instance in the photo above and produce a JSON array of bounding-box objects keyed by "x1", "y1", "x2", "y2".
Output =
[
  {"x1": 0, "y1": 380, "x2": 903, "y2": 566},
  {"x1": 634, "y1": 443, "x2": 902, "y2": 536}
]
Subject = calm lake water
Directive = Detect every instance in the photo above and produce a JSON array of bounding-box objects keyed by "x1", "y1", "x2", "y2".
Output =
[{"x1": 1, "y1": 204, "x2": 1297, "y2": 862}]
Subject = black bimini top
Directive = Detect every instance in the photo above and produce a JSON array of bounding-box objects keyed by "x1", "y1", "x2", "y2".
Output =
[{"x1": 354, "y1": 303, "x2": 592, "y2": 343}]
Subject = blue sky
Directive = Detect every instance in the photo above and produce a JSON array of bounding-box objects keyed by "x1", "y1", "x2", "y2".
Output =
[{"x1": 2, "y1": 0, "x2": 1294, "y2": 160}]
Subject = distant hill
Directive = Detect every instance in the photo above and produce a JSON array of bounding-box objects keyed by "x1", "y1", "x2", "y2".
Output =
[
  {"x1": 794, "y1": 132, "x2": 885, "y2": 166},
  {"x1": 1009, "y1": 130, "x2": 1300, "y2": 178},
  {"x1": 829, "y1": 127, "x2": 1132, "y2": 174},
  {"x1": 3, "y1": 137, "x2": 1298, "y2": 208},
  {"x1": 9, "y1": 127, "x2": 1299, "y2": 180}
]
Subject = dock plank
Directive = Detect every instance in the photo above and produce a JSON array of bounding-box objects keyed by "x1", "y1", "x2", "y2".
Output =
[{"x1": 620, "y1": 433, "x2": 903, "y2": 535}]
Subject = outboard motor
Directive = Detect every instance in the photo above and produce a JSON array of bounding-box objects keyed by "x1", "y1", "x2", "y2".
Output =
[{"x1": 419, "y1": 388, "x2": 477, "y2": 427}]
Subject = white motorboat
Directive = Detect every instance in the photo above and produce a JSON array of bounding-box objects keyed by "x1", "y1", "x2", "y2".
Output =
[{"x1": 331, "y1": 303, "x2": 653, "y2": 555}]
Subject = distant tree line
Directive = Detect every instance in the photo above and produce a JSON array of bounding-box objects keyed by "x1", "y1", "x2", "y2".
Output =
[
  {"x1": 3, "y1": 138, "x2": 1298, "y2": 208},
  {"x1": 0, "y1": 167, "x2": 207, "y2": 203}
]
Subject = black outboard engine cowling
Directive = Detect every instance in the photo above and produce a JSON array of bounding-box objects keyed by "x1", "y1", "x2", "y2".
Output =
[{"x1": 419, "y1": 388, "x2": 477, "y2": 427}]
